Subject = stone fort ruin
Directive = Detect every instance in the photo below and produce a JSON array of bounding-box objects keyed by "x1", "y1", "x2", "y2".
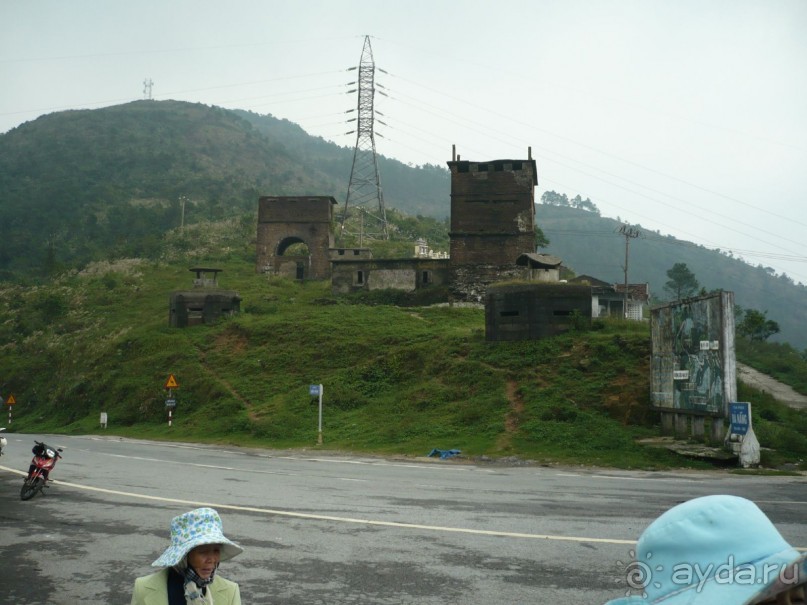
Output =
[{"x1": 256, "y1": 149, "x2": 562, "y2": 304}]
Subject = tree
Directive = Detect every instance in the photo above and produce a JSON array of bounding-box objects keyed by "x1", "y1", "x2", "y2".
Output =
[
  {"x1": 541, "y1": 190, "x2": 599, "y2": 214},
  {"x1": 535, "y1": 227, "x2": 550, "y2": 249},
  {"x1": 737, "y1": 308, "x2": 780, "y2": 341},
  {"x1": 663, "y1": 263, "x2": 699, "y2": 300},
  {"x1": 540, "y1": 191, "x2": 569, "y2": 207}
]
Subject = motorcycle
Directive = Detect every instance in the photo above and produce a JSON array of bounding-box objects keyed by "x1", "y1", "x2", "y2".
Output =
[
  {"x1": 20, "y1": 440, "x2": 63, "y2": 501},
  {"x1": 0, "y1": 428, "x2": 6, "y2": 457}
]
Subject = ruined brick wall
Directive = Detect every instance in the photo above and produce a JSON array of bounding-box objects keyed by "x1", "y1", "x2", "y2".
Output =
[
  {"x1": 331, "y1": 259, "x2": 451, "y2": 295},
  {"x1": 449, "y1": 264, "x2": 527, "y2": 304},
  {"x1": 256, "y1": 196, "x2": 336, "y2": 279},
  {"x1": 448, "y1": 159, "x2": 537, "y2": 266}
]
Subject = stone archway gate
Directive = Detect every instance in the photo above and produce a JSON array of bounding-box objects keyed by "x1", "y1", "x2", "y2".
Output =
[{"x1": 256, "y1": 196, "x2": 337, "y2": 280}]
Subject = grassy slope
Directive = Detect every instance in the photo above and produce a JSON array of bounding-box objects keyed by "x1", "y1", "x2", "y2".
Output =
[{"x1": 1, "y1": 225, "x2": 805, "y2": 470}]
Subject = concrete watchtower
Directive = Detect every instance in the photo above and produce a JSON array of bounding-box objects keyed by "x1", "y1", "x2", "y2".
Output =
[{"x1": 256, "y1": 196, "x2": 337, "y2": 280}]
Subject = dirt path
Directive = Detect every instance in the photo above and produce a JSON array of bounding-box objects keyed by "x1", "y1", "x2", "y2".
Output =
[{"x1": 737, "y1": 363, "x2": 807, "y2": 411}]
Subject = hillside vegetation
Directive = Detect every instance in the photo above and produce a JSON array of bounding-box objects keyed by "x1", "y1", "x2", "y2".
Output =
[
  {"x1": 0, "y1": 101, "x2": 447, "y2": 280},
  {"x1": 1, "y1": 219, "x2": 805, "y2": 470},
  {"x1": 1, "y1": 100, "x2": 806, "y2": 470},
  {"x1": 537, "y1": 205, "x2": 807, "y2": 351},
  {"x1": 1, "y1": 100, "x2": 805, "y2": 350}
]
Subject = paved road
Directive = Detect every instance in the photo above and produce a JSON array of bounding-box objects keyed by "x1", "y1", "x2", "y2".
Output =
[{"x1": 0, "y1": 434, "x2": 805, "y2": 604}]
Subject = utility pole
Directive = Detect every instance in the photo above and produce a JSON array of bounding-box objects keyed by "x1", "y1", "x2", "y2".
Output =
[
  {"x1": 619, "y1": 224, "x2": 641, "y2": 319},
  {"x1": 338, "y1": 35, "x2": 388, "y2": 244},
  {"x1": 179, "y1": 196, "x2": 187, "y2": 233}
]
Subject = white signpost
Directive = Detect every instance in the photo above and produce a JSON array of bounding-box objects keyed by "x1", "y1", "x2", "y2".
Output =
[
  {"x1": 5, "y1": 394, "x2": 15, "y2": 426},
  {"x1": 310, "y1": 384, "x2": 323, "y2": 445},
  {"x1": 728, "y1": 401, "x2": 760, "y2": 468},
  {"x1": 165, "y1": 374, "x2": 179, "y2": 427}
]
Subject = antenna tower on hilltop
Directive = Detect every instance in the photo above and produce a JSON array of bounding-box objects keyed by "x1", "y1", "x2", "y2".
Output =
[
  {"x1": 338, "y1": 35, "x2": 388, "y2": 244},
  {"x1": 143, "y1": 78, "x2": 154, "y2": 100}
]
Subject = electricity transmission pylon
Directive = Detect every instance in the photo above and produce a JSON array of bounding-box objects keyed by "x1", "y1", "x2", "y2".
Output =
[{"x1": 338, "y1": 35, "x2": 388, "y2": 244}]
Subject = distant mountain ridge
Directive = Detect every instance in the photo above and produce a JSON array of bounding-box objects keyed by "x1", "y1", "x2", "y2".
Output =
[
  {"x1": 0, "y1": 100, "x2": 804, "y2": 348},
  {"x1": 537, "y1": 204, "x2": 807, "y2": 349}
]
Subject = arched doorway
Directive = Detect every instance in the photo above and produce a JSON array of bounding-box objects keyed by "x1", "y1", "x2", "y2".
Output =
[
  {"x1": 276, "y1": 237, "x2": 311, "y2": 280},
  {"x1": 255, "y1": 196, "x2": 337, "y2": 279}
]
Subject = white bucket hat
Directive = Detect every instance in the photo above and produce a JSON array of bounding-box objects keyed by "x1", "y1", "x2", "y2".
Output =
[{"x1": 152, "y1": 507, "x2": 243, "y2": 568}]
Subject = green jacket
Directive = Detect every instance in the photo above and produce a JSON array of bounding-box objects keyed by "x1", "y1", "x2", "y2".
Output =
[{"x1": 131, "y1": 569, "x2": 241, "y2": 605}]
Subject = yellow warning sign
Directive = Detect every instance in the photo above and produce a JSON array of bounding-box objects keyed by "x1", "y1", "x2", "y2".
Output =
[
  {"x1": 6, "y1": 394, "x2": 16, "y2": 405},
  {"x1": 164, "y1": 374, "x2": 179, "y2": 389}
]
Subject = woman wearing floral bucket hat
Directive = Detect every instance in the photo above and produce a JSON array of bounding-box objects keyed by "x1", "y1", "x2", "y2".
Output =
[
  {"x1": 131, "y1": 507, "x2": 243, "y2": 605},
  {"x1": 603, "y1": 495, "x2": 806, "y2": 605}
]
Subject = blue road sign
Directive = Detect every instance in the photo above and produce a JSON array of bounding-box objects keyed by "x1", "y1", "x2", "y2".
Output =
[
  {"x1": 309, "y1": 384, "x2": 320, "y2": 396},
  {"x1": 729, "y1": 402, "x2": 750, "y2": 435}
]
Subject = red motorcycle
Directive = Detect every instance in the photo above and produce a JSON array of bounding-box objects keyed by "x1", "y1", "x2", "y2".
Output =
[{"x1": 21, "y1": 440, "x2": 63, "y2": 501}]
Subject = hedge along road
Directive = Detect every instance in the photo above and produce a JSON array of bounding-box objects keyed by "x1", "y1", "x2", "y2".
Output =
[{"x1": 0, "y1": 434, "x2": 805, "y2": 605}]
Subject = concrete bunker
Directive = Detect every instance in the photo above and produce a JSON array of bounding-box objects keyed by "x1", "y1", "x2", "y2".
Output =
[{"x1": 169, "y1": 268, "x2": 241, "y2": 328}]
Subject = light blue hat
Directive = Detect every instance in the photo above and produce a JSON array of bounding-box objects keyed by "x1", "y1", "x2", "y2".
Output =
[
  {"x1": 604, "y1": 495, "x2": 806, "y2": 605},
  {"x1": 152, "y1": 507, "x2": 243, "y2": 567}
]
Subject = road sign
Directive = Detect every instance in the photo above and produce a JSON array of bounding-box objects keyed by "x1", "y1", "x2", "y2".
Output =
[
  {"x1": 164, "y1": 374, "x2": 179, "y2": 389},
  {"x1": 165, "y1": 398, "x2": 177, "y2": 408},
  {"x1": 729, "y1": 402, "x2": 751, "y2": 435},
  {"x1": 309, "y1": 384, "x2": 320, "y2": 396},
  {"x1": 6, "y1": 394, "x2": 16, "y2": 405}
]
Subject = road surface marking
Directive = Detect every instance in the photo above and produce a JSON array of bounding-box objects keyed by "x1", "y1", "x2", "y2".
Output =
[{"x1": 1, "y1": 465, "x2": 634, "y2": 545}]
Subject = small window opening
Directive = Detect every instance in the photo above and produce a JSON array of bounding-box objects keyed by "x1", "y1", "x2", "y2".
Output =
[
  {"x1": 500, "y1": 310, "x2": 520, "y2": 317},
  {"x1": 356, "y1": 270, "x2": 364, "y2": 285}
]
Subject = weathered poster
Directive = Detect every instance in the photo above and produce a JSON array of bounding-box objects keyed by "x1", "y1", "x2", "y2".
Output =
[{"x1": 650, "y1": 292, "x2": 736, "y2": 416}]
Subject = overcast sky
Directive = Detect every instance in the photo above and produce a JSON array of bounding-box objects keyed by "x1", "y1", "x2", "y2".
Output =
[{"x1": 3, "y1": 0, "x2": 806, "y2": 284}]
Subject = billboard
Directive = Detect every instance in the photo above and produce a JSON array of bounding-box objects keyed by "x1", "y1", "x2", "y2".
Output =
[{"x1": 650, "y1": 292, "x2": 737, "y2": 416}]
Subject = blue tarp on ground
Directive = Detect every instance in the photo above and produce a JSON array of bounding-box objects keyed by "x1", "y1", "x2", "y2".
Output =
[{"x1": 427, "y1": 448, "x2": 461, "y2": 460}]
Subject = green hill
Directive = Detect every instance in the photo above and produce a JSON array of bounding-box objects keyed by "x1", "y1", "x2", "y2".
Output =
[
  {"x1": 0, "y1": 100, "x2": 802, "y2": 469},
  {"x1": 0, "y1": 100, "x2": 448, "y2": 279},
  {"x1": 0, "y1": 219, "x2": 805, "y2": 470},
  {"x1": 1, "y1": 100, "x2": 804, "y2": 350}
]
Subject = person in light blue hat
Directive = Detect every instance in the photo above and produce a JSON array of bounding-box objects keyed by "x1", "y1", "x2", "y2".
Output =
[
  {"x1": 604, "y1": 495, "x2": 806, "y2": 605},
  {"x1": 131, "y1": 507, "x2": 243, "y2": 605}
]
